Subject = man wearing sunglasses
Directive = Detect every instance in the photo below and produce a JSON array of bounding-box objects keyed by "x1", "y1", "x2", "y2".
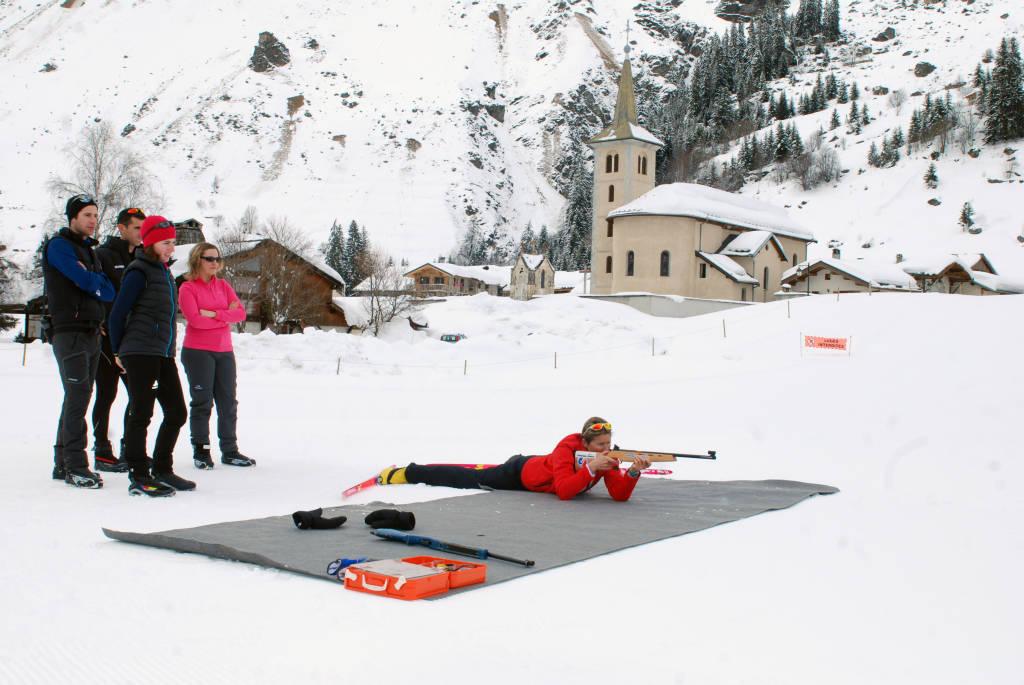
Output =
[
  {"x1": 41, "y1": 195, "x2": 116, "y2": 488},
  {"x1": 92, "y1": 208, "x2": 147, "y2": 473}
]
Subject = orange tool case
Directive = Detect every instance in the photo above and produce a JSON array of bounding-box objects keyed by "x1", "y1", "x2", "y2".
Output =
[{"x1": 343, "y1": 556, "x2": 487, "y2": 600}]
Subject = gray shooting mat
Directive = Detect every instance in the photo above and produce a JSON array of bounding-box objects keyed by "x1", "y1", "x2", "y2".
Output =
[{"x1": 103, "y1": 479, "x2": 837, "y2": 598}]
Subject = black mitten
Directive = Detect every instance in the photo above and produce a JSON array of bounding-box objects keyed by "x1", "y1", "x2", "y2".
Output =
[
  {"x1": 293, "y1": 508, "x2": 347, "y2": 530},
  {"x1": 364, "y1": 508, "x2": 416, "y2": 531}
]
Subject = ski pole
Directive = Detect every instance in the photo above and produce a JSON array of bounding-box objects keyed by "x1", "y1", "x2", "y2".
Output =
[{"x1": 371, "y1": 528, "x2": 535, "y2": 567}]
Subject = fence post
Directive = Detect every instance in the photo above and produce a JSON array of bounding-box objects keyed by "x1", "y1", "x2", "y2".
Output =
[
  {"x1": 651, "y1": 338, "x2": 655, "y2": 356},
  {"x1": 554, "y1": 351, "x2": 557, "y2": 369},
  {"x1": 722, "y1": 319, "x2": 727, "y2": 339},
  {"x1": 464, "y1": 360, "x2": 467, "y2": 376},
  {"x1": 787, "y1": 299, "x2": 791, "y2": 319},
  {"x1": 336, "y1": 357, "x2": 341, "y2": 375}
]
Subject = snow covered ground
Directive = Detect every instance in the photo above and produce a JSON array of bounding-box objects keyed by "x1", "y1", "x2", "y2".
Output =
[{"x1": 0, "y1": 292, "x2": 1021, "y2": 684}]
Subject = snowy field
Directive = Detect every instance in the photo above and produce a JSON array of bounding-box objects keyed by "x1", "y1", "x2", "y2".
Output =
[{"x1": 0, "y1": 292, "x2": 1021, "y2": 684}]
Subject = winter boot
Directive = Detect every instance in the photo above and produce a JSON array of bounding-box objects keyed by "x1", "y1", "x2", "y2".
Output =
[
  {"x1": 377, "y1": 466, "x2": 407, "y2": 485},
  {"x1": 52, "y1": 463, "x2": 66, "y2": 481},
  {"x1": 95, "y1": 443, "x2": 130, "y2": 473},
  {"x1": 152, "y1": 470, "x2": 197, "y2": 492},
  {"x1": 193, "y1": 443, "x2": 215, "y2": 470},
  {"x1": 64, "y1": 466, "x2": 104, "y2": 489},
  {"x1": 221, "y1": 451, "x2": 256, "y2": 467},
  {"x1": 128, "y1": 473, "x2": 175, "y2": 497}
]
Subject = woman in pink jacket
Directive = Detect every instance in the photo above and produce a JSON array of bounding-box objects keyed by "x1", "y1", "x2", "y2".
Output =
[{"x1": 178, "y1": 243, "x2": 255, "y2": 469}]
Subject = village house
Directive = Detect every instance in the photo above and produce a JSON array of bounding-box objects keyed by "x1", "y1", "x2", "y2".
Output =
[
  {"x1": 510, "y1": 253, "x2": 555, "y2": 300},
  {"x1": 588, "y1": 45, "x2": 815, "y2": 303},
  {"x1": 172, "y1": 238, "x2": 350, "y2": 333},
  {"x1": 780, "y1": 256, "x2": 920, "y2": 295},
  {"x1": 403, "y1": 262, "x2": 511, "y2": 298},
  {"x1": 898, "y1": 253, "x2": 1022, "y2": 295}
]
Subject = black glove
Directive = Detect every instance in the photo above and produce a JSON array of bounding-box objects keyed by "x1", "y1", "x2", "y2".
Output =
[
  {"x1": 292, "y1": 507, "x2": 347, "y2": 530},
  {"x1": 364, "y1": 508, "x2": 416, "y2": 531}
]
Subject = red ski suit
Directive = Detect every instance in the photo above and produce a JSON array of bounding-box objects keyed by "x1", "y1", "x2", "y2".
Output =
[{"x1": 520, "y1": 433, "x2": 639, "y2": 501}]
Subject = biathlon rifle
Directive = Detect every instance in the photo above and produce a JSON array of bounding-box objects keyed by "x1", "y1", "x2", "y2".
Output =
[
  {"x1": 371, "y1": 528, "x2": 535, "y2": 567},
  {"x1": 575, "y1": 449, "x2": 717, "y2": 465}
]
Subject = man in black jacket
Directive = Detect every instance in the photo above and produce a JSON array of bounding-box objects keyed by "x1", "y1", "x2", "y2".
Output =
[
  {"x1": 92, "y1": 207, "x2": 145, "y2": 471},
  {"x1": 42, "y1": 195, "x2": 115, "y2": 488}
]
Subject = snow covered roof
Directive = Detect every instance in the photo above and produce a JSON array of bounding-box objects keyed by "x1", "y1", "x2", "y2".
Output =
[
  {"x1": 783, "y1": 258, "x2": 919, "y2": 291},
  {"x1": 608, "y1": 183, "x2": 814, "y2": 241},
  {"x1": 222, "y1": 236, "x2": 345, "y2": 287},
  {"x1": 590, "y1": 122, "x2": 665, "y2": 146},
  {"x1": 520, "y1": 254, "x2": 547, "y2": 271},
  {"x1": 330, "y1": 295, "x2": 369, "y2": 327},
  {"x1": 351, "y1": 275, "x2": 415, "y2": 293},
  {"x1": 168, "y1": 243, "x2": 198, "y2": 280},
  {"x1": 717, "y1": 230, "x2": 785, "y2": 258},
  {"x1": 405, "y1": 262, "x2": 512, "y2": 287},
  {"x1": 899, "y1": 253, "x2": 995, "y2": 277},
  {"x1": 970, "y1": 271, "x2": 1024, "y2": 294},
  {"x1": 696, "y1": 252, "x2": 760, "y2": 284}
]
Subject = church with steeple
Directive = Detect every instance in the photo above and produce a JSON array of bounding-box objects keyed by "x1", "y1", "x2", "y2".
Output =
[{"x1": 586, "y1": 44, "x2": 815, "y2": 302}]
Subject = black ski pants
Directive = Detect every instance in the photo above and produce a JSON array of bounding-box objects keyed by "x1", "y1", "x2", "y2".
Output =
[
  {"x1": 51, "y1": 330, "x2": 102, "y2": 470},
  {"x1": 181, "y1": 347, "x2": 239, "y2": 453},
  {"x1": 120, "y1": 355, "x2": 187, "y2": 477},
  {"x1": 405, "y1": 455, "x2": 530, "y2": 491},
  {"x1": 92, "y1": 332, "x2": 130, "y2": 450}
]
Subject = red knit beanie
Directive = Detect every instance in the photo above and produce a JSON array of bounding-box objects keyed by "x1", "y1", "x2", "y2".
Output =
[{"x1": 140, "y1": 216, "x2": 176, "y2": 247}]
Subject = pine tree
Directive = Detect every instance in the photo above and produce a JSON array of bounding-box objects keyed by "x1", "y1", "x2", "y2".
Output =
[
  {"x1": 867, "y1": 142, "x2": 881, "y2": 167},
  {"x1": 891, "y1": 126, "x2": 905, "y2": 148},
  {"x1": 344, "y1": 220, "x2": 370, "y2": 289},
  {"x1": 519, "y1": 222, "x2": 537, "y2": 254},
  {"x1": 923, "y1": 163, "x2": 939, "y2": 189},
  {"x1": 850, "y1": 81, "x2": 860, "y2": 101},
  {"x1": 320, "y1": 219, "x2": 346, "y2": 288},
  {"x1": 837, "y1": 81, "x2": 849, "y2": 103},
  {"x1": 825, "y1": 72, "x2": 838, "y2": 99},
  {"x1": 958, "y1": 202, "x2": 975, "y2": 230},
  {"x1": 860, "y1": 103, "x2": 871, "y2": 125},
  {"x1": 983, "y1": 37, "x2": 1024, "y2": 144},
  {"x1": 537, "y1": 225, "x2": 551, "y2": 256},
  {"x1": 552, "y1": 146, "x2": 593, "y2": 270},
  {"x1": 823, "y1": 0, "x2": 841, "y2": 41},
  {"x1": 847, "y1": 100, "x2": 862, "y2": 134},
  {"x1": 829, "y1": 108, "x2": 841, "y2": 130}
]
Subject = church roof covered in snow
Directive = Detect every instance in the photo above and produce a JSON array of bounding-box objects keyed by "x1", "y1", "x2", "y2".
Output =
[
  {"x1": 696, "y1": 252, "x2": 760, "y2": 284},
  {"x1": 716, "y1": 230, "x2": 786, "y2": 258},
  {"x1": 608, "y1": 183, "x2": 814, "y2": 241},
  {"x1": 519, "y1": 254, "x2": 548, "y2": 271}
]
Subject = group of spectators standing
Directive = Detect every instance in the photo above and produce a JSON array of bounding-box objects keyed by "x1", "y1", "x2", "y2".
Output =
[{"x1": 41, "y1": 194, "x2": 255, "y2": 497}]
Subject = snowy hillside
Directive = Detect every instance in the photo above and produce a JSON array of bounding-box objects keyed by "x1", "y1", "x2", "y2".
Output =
[
  {"x1": 708, "y1": 0, "x2": 1024, "y2": 275},
  {"x1": 1, "y1": 291, "x2": 1021, "y2": 683},
  {"x1": 0, "y1": 0, "x2": 696, "y2": 266},
  {"x1": 1, "y1": 0, "x2": 1021, "y2": 277}
]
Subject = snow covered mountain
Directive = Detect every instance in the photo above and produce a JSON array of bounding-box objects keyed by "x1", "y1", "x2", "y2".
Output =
[
  {"x1": 0, "y1": 0, "x2": 698, "y2": 267},
  {"x1": 0, "y1": 0, "x2": 1021, "y2": 278}
]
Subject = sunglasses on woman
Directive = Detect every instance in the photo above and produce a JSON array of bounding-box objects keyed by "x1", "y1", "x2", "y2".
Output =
[
  {"x1": 200, "y1": 256, "x2": 223, "y2": 263},
  {"x1": 589, "y1": 422, "x2": 612, "y2": 432}
]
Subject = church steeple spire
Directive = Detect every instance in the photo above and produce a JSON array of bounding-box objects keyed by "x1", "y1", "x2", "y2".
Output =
[{"x1": 588, "y1": 25, "x2": 663, "y2": 147}]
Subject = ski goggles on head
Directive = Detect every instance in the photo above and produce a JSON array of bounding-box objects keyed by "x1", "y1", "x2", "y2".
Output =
[
  {"x1": 116, "y1": 207, "x2": 146, "y2": 224},
  {"x1": 587, "y1": 422, "x2": 612, "y2": 433}
]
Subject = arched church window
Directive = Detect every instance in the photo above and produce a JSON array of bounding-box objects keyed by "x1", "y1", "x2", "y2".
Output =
[
  {"x1": 626, "y1": 251, "x2": 635, "y2": 276},
  {"x1": 660, "y1": 251, "x2": 670, "y2": 277},
  {"x1": 608, "y1": 185, "x2": 615, "y2": 202},
  {"x1": 605, "y1": 154, "x2": 613, "y2": 173},
  {"x1": 613, "y1": 154, "x2": 620, "y2": 172},
  {"x1": 605, "y1": 256, "x2": 612, "y2": 273}
]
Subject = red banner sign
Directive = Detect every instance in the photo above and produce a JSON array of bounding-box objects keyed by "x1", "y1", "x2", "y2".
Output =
[{"x1": 803, "y1": 335, "x2": 848, "y2": 351}]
